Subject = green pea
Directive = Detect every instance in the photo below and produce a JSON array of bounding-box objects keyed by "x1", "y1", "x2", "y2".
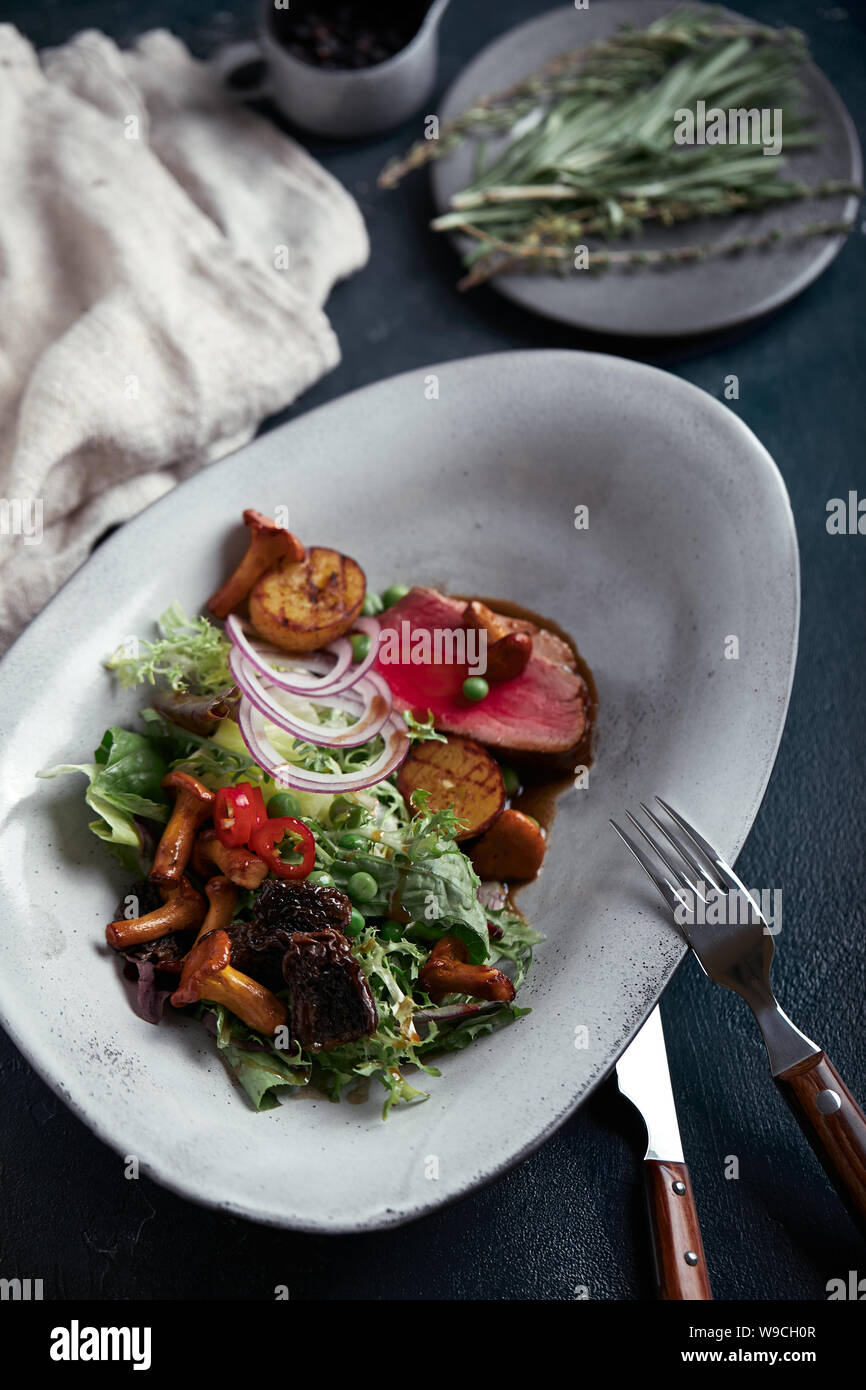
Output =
[
  {"x1": 382, "y1": 583, "x2": 410, "y2": 608},
  {"x1": 339, "y1": 831, "x2": 366, "y2": 850},
  {"x1": 379, "y1": 920, "x2": 404, "y2": 942},
  {"x1": 345, "y1": 908, "x2": 366, "y2": 938},
  {"x1": 330, "y1": 797, "x2": 364, "y2": 830},
  {"x1": 406, "y1": 921, "x2": 442, "y2": 942},
  {"x1": 350, "y1": 631, "x2": 371, "y2": 663},
  {"x1": 462, "y1": 676, "x2": 489, "y2": 703},
  {"x1": 267, "y1": 791, "x2": 301, "y2": 819},
  {"x1": 348, "y1": 870, "x2": 378, "y2": 903},
  {"x1": 306, "y1": 870, "x2": 335, "y2": 887},
  {"x1": 500, "y1": 764, "x2": 520, "y2": 796},
  {"x1": 361, "y1": 592, "x2": 384, "y2": 616}
]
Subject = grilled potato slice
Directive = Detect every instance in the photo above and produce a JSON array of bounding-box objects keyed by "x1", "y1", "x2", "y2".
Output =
[
  {"x1": 249, "y1": 547, "x2": 366, "y2": 653},
  {"x1": 396, "y1": 735, "x2": 505, "y2": 840}
]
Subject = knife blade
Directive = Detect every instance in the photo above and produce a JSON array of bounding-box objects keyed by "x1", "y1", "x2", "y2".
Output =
[{"x1": 616, "y1": 1005, "x2": 712, "y2": 1300}]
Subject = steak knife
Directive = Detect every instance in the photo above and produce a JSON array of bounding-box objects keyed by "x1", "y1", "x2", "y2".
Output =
[{"x1": 616, "y1": 1005, "x2": 712, "y2": 1300}]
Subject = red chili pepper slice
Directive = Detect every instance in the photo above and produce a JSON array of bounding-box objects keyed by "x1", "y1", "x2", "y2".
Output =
[
  {"x1": 246, "y1": 784, "x2": 267, "y2": 827},
  {"x1": 250, "y1": 816, "x2": 316, "y2": 880},
  {"x1": 214, "y1": 783, "x2": 268, "y2": 849}
]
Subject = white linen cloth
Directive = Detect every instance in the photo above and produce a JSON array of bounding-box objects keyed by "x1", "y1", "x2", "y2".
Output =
[{"x1": 0, "y1": 26, "x2": 369, "y2": 652}]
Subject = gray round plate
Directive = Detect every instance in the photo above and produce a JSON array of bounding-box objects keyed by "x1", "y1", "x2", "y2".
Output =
[
  {"x1": 431, "y1": 2, "x2": 861, "y2": 336},
  {"x1": 0, "y1": 351, "x2": 798, "y2": 1231}
]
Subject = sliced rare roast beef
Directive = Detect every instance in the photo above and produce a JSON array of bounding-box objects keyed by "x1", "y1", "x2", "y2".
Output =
[
  {"x1": 281, "y1": 928, "x2": 378, "y2": 1051},
  {"x1": 374, "y1": 587, "x2": 588, "y2": 754}
]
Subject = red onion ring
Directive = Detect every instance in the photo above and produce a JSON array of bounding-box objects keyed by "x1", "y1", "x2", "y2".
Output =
[
  {"x1": 226, "y1": 615, "x2": 379, "y2": 696},
  {"x1": 230, "y1": 650, "x2": 393, "y2": 748},
  {"x1": 238, "y1": 697, "x2": 409, "y2": 792}
]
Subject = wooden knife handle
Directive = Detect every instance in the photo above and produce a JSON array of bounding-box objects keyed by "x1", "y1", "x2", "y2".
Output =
[
  {"x1": 644, "y1": 1159, "x2": 712, "y2": 1300},
  {"x1": 776, "y1": 1051, "x2": 866, "y2": 1233}
]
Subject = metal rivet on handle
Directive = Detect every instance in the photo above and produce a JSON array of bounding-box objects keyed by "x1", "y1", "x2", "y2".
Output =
[
  {"x1": 672, "y1": 1180, "x2": 686, "y2": 1195},
  {"x1": 816, "y1": 1089, "x2": 842, "y2": 1114},
  {"x1": 684, "y1": 1252, "x2": 699, "y2": 1266}
]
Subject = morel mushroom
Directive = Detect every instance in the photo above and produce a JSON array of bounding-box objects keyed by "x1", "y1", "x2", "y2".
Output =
[
  {"x1": 151, "y1": 771, "x2": 214, "y2": 885},
  {"x1": 418, "y1": 935, "x2": 515, "y2": 1005},
  {"x1": 254, "y1": 878, "x2": 353, "y2": 935},
  {"x1": 170, "y1": 929, "x2": 288, "y2": 1035},
  {"x1": 221, "y1": 881, "x2": 354, "y2": 993},
  {"x1": 192, "y1": 828, "x2": 268, "y2": 890},
  {"x1": 208, "y1": 508, "x2": 306, "y2": 619},
  {"x1": 106, "y1": 876, "x2": 206, "y2": 950},
  {"x1": 282, "y1": 929, "x2": 378, "y2": 1051}
]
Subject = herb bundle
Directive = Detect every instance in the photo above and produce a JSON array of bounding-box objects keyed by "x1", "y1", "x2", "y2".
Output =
[{"x1": 380, "y1": 7, "x2": 859, "y2": 287}]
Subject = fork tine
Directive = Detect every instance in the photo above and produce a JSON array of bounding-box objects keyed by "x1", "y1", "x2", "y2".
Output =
[
  {"x1": 639, "y1": 801, "x2": 720, "y2": 894},
  {"x1": 655, "y1": 796, "x2": 764, "y2": 914},
  {"x1": 624, "y1": 809, "x2": 706, "y2": 902},
  {"x1": 609, "y1": 818, "x2": 688, "y2": 918}
]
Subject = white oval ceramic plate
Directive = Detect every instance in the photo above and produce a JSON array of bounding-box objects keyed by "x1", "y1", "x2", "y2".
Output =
[
  {"x1": 431, "y1": 2, "x2": 861, "y2": 336},
  {"x1": 0, "y1": 350, "x2": 798, "y2": 1231}
]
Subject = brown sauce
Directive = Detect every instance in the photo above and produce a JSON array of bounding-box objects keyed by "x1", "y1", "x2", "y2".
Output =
[
  {"x1": 470, "y1": 595, "x2": 597, "y2": 843},
  {"x1": 387, "y1": 887, "x2": 412, "y2": 924}
]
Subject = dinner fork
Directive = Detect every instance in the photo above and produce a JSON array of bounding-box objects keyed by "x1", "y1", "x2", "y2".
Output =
[{"x1": 611, "y1": 798, "x2": 866, "y2": 1234}]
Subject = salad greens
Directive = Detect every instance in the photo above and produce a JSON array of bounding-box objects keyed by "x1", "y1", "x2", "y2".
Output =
[
  {"x1": 105, "y1": 602, "x2": 232, "y2": 694},
  {"x1": 208, "y1": 1003, "x2": 310, "y2": 1111},
  {"x1": 38, "y1": 727, "x2": 170, "y2": 873},
  {"x1": 312, "y1": 793, "x2": 492, "y2": 964},
  {"x1": 40, "y1": 604, "x2": 543, "y2": 1117}
]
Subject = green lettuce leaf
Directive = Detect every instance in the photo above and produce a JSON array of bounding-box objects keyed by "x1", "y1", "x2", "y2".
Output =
[
  {"x1": 92, "y1": 727, "x2": 169, "y2": 807},
  {"x1": 38, "y1": 727, "x2": 169, "y2": 872},
  {"x1": 399, "y1": 851, "x2": 489, "y2": 963},
  {"x1": 211, "y1": 1005, "x2": 309, "y2": 1111},
  {"x1": 487, "y1": 900, "x2": 544, "y2": 989},
  {"x1": 316, "y1": 791, "x2": 490, "y2": 963}
]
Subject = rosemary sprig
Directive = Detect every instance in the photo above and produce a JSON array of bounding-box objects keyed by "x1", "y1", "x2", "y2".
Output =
[
  {"x1": 379, "y1": 8, "x2": 809, "y2": 188},
  {"x1": 380, "y1": 7, "x2": 860, "y2": 285}
]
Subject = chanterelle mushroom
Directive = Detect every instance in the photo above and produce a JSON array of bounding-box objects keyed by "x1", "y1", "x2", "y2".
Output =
[
  {"x1": 106, "y1": 877, "x2": 206, "y2": 950},
  {"x1": 170, "y1": 929, "x2": 288, "y2": 1035},
  {"x1": 418, "y1": 935, "x2": 515, "y2": 1005},
  {"x1": 192, "y1": 828, "x2": 268, "y2": 891},
  {"x1": 151, "y1": 771, "x2": 214, "y2": 885},
  {"x1": 193, "y1": 875, "x2": 239, "y2": 944},
  {"x1": 208, "y1": 509, "x2": 306, "y2": 620}
]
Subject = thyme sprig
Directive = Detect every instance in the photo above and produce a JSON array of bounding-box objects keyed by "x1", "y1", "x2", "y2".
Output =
[{"x1": 455, "y1": 217, "x2": 855, "y2": 289}]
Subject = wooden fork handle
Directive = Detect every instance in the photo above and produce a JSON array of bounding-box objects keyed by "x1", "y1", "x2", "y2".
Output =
[
  {"x1": 644, "y1": 1159, "x2": 712, "y2": 1300},
  {"x1": 776, "y1": 1051, "x2": 866, "y2": 1233}
]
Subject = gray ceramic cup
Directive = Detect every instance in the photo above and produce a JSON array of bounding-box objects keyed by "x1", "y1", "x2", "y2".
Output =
[{"x1": 213, "y1": 0, "x2": 450, "y2": 139}]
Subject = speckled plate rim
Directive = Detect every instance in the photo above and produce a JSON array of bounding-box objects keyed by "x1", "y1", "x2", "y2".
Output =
[{"x1": 0, "y1": 350, "x2": 800, "y2": 1232}]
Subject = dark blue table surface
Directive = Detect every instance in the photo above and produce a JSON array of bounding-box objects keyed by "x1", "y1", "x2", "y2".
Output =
[{"x1": 2, "y1": 0, "x2": 864, "y2": 1300}]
